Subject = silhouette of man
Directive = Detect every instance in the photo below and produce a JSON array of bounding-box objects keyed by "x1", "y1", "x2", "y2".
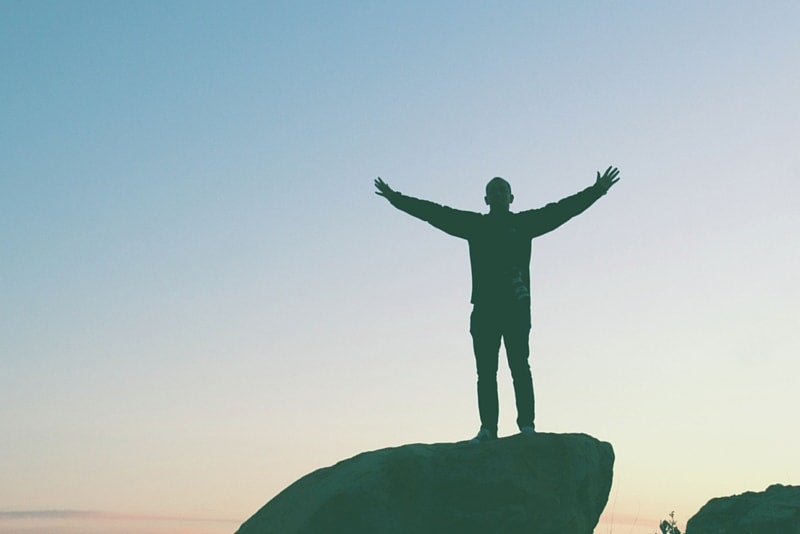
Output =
[{"x1": 375, "y1": 167, "x2": 619, "y2": 443}]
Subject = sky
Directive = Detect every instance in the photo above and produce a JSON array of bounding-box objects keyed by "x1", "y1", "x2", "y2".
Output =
[{"x1": 2, "y1": 1, "x2": 799, "y2": 533}]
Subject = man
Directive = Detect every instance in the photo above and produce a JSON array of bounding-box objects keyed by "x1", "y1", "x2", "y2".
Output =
[{"x1": 374, "y1": 167, "x2": 619, "y2": 443}]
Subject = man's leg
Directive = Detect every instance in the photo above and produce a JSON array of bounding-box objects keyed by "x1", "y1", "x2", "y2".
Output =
[
  {"x1": 503, "y1": 305, "x2": 534, "y2": 431},
  {"x1": 470, "y1": 306, "x2": 502, "y2": 436}
]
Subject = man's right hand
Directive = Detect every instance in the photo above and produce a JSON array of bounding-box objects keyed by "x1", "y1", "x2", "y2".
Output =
[
  {"x1": 374, "y1": 177, "x2": 399, "y2": 201},
  {"x1": 595, "y1": 166, "x2": 620, "y2": 192}
]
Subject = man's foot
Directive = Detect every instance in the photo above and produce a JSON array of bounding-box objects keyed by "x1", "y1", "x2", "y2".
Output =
[
  {"x1": 519, "y1": 426, "x2": 535, "y2": 436},
  {"x1": 469, "y1": 428, "x2": 497, "y2": 444}
]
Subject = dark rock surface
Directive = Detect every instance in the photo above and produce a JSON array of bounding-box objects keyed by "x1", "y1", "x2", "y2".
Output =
[
  {"x1": 686, "y1": 483, "x2": 800, "y2": 534},
  {"x1": 236, "y1": 432, "x2": 614, "y2": 534}
]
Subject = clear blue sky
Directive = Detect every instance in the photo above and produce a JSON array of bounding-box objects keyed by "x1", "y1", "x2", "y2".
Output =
[{"x1": 2, "y1": 2, "x2": 799, "y2": 533}]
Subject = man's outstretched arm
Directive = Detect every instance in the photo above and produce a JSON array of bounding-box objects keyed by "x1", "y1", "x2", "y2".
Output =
[
  {"x1": 374, "y1": 177, "x2": 478, "y2": 239},
  {"x1": 519, "y1": 166, "x2": 620, "y2": 238}
]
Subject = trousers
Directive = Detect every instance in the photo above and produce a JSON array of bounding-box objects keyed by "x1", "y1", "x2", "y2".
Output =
[{"x1": 469, "y1": 301, "x2": 534, "y2": 434}]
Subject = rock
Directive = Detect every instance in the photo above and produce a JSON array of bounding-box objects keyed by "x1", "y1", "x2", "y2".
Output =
[
  {"x1": 686, "y1": 483, "x2": 800, "y2": 534},
  {"x1": 236, "y1": 432, "x2": 614, "y2": 534}
]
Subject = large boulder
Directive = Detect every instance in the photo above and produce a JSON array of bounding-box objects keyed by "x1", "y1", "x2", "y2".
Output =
[
  {"x1": 236, "y1": 432, "x2": 614, "y2": 534},
  {"x1": 686, "y1": 484, "x2": 800, "y2": 534}
]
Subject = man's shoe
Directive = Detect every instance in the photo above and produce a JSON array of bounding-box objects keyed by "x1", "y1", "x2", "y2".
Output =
[
  {"x1": 469, "y1": 428, "x2": 497, "y2": 444},
  {"x1": 520, "y1": 426, "x2": 535, "y2": 436}
]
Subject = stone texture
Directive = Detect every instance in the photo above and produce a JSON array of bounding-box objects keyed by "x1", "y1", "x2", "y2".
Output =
[
  {"x1": 687, "y1": 484, "x2": 800, "y2": 534},
  {"x1": 236, "y1": 432, "x2": 614, "y2": 534}
]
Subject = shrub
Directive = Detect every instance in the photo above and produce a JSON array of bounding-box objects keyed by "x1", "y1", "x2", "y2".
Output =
[{"x1": 657, "y1": 511, "x2": 681, "y2": 534}]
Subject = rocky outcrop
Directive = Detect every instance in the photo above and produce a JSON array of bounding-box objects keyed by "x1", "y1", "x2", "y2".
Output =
[
  {"x1": 686, "y1": 484, "x2": 800, "y2": 534},
  {"x1": 236, "y1": 432, "x2": 614, "y2": 534}
]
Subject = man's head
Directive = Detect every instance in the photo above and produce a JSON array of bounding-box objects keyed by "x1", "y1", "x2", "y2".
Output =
[{"x1": 485, "y1": 177, "x2": 513, "y2": 212}]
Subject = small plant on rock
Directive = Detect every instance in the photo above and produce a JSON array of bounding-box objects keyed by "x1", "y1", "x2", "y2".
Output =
[{"x1": 657, "y1": 511, "x2": 681, "y2": 534}]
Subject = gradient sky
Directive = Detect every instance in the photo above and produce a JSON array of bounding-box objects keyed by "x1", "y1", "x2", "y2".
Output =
[{"x1": 2, "y1": 2, "x2": 799, "y2": 533}]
